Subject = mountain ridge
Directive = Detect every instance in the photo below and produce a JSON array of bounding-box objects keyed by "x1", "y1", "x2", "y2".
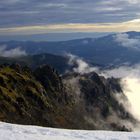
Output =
[
  {"x1": 1, "y1": 31, "x2": 140, "y2": 66},
  {"x1": 0, "y1": 63, "x2": 136, "y2": 131}
]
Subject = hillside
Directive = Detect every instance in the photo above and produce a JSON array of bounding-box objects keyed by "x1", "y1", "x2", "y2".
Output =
[
  {"x1": 0, "y1": 64, "x2": 71, "y2": 127},
  {"x1": 0, "y1": 64, "x2": 137, "y2": 131},
  {"x1": 0, "y1": 53, "x2": 71, "y2": 73}
]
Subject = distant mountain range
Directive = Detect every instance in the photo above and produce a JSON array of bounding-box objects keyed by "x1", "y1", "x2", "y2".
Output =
[
  {"x1": 1, "y1": 31, "x2": 140, "y2": 66},
  {"x1": 0, "y1": 31, "x2": 139, "y2": 131}
]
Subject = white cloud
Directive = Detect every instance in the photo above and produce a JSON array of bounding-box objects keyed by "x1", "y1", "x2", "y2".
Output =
[
  {"x1": 114, "y1": 33, "x2": 140, "y2": 50},
  {"x1": 67, "y1": 54, "x2": 140, "y2": 125},
  {"x1": 95, "y1": 7, "x2": 122, "y2": 12},
  {"x1": 121, "y1": 77, "x2": 140, "y2": 122},
  {"x1": 101, "y1": 64, "x2": 140, "y2": 123},
  {"x1": 0, "y1": 45, "x2": 27, "y2": 57},
  {"x1": 0, "y1": 0, "x2": 21, "y2": 5},
  {"x1": 125, "y1": 0, "x2": 140, "y2": 4},
  {"x1": 1, "y1": 19, "x2": 140, "y2": 35},
  {"x1": 38, "y1": 3, "x2": 67, "y2": 8},
  {"x1": 66, "y1": 54, "x2": 140, "y2": 130},
  {"x1": 67, "y1": 53, "x2": 99, "y2": 74},
  {"x1": 102, "y1": 64, "x2": 140, "y2": 78}
]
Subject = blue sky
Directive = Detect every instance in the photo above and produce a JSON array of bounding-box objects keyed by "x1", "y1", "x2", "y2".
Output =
[{"x1": 0, "y1": 0, "x2": 140, "y2": 37}]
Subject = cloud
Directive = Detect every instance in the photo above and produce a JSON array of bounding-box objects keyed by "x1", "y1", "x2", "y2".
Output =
[
  {"x1": 126, "y1": 0, "x2": 140, "y2": 4},
  {"x1": 0, "y1": 0, "x2": 140, "y2": 30},
  {"x1": 121, "y1": 77, "x2": 140, "y2": 122},
  {"x1": 38, "y1": 3, "x2": 67, "y2": 8},
  {"x1": 66, "y1": 53, "x2": 99, "y2": 74},
  {"x1": 94, "y1": 7, "x2": 122, "y2": 12},
  {"x1": 1, "y1": 19, "x2": 140, "y2": 35},
  {"x1": 114, "y1": 33, "x2": 140, "y2": 50},
  {"x1": 0, "y1": 45, "x2": 27, "y2": 57},
  {"x1": 66, "y1": 54, "x2": 140, "y2": 130},
  {"x1": 101, "y1": 64, "x2": 140, "y2": 125},
  {"x1": 0, "y1": 0, "x2": 21, "y2": 5},
  {"x1": 67, "y1": 54, "x2": 140, "y2": 128},
  {"x1": 102, "y1": 64, "x2": 140, "y2": 78}
]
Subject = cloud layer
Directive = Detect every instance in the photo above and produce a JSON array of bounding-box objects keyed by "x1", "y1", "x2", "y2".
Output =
[
  {"x1": 102, "y1": 64, "x2": 140, "y2": 124},
  {"x1": 0, "y1": 45, "x2": 27, "y2": 57},
  {"x1": 67, "y1": 54, "x2": 140, "y2": 127},
  {"x1": 1, "y1": 19, "x2": 140, "y2": 35},
  {"x1": 114, "y1": 33, "x2": 140, "y2": 50},
  {"x1": 0, "y1": 0, "x2": 140, "y2": 34},
  {"x1": 67, "y1": 54, "x2": 99, "y2": 74}
]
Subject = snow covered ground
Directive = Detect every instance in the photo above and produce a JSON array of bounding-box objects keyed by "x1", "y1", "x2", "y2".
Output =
[{"x1": 0, "y1": 122, "x2": 140, "y2": 140}]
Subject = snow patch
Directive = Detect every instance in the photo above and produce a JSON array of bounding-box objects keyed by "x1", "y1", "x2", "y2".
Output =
[{"x1": 0, "y1": 122, "x2": 140, "y2": 140}]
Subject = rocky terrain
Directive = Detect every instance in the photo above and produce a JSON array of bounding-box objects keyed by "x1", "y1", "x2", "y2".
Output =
[{"x1": 0, "y1": 64, "x2": 136, "y2": 131}]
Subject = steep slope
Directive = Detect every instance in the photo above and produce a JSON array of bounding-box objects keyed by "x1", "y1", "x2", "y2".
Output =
[
  {"x1": 63, "y1": 72, "x2": 136, "y2": 131},
  {"x1": 0, "y1": 64, "x2": 137, "y2": 131},
  {"x1": 0, "y1": 64, "x2": 71, "y2": 128}
]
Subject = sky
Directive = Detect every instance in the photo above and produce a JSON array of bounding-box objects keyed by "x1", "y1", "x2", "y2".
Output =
[{"x1": 0, "y1": 0, "x2": 140, "y2": 39}]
